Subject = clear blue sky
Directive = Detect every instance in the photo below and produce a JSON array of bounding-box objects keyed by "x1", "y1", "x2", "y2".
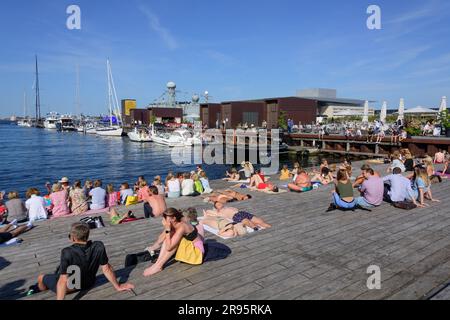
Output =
[{"x1": 1, "y1": 0, "x2": 450, "y2": 117}]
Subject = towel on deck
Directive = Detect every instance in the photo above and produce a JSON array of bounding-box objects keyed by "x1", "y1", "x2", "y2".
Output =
[{"x1": 0, "y1": 238, "x2": 22, "y2": 248}]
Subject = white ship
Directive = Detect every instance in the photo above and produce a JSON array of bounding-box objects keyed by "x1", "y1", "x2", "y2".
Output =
[{"x1": 43, "y1": 112, "x2": 59, "y2": 129}]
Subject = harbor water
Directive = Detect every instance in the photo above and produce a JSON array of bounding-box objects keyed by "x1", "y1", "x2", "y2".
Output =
[{"x1": 0, "y1": 123, "x2": 328, "y2": 196}]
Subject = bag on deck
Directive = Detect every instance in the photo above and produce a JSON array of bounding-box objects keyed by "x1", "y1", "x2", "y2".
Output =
[
  {"x1": 80, "y1": 216, "x2": 105, "y2": 229},
  {"x1": 124, "y1": 251, "x2": 158, "y2": 268},
  {"x1": 125, "y1": 196, "x2": 139, "y2": 206},
  {"x1": 392, "y1": 201, "x2": 417, "y2": 210}
]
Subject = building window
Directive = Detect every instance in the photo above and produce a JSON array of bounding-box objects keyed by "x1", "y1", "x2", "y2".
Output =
[{"x1": 242, "y1": 112, "x2": 259, "y2": 126}]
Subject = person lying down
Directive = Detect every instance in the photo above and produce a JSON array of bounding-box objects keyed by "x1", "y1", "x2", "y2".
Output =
[
  {"x1": 203, "y1": 190, "x2": 252, "y2": 204},
  {"x1": 200, "y1": 216, "x2": 248, "y2": 238},
  {"x1": 203, "y1": 202, "x2": 271, "y2": 231}
]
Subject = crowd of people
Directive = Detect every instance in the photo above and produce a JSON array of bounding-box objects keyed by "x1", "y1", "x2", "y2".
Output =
[
  {"x1": 0, "y1": 165, "x2": 215, "y2": 226},
  {"x1": 1, "y1": 147, "x2": 449, "y2": 300}
]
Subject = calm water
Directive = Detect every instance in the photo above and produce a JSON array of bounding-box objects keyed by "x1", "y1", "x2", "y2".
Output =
[{"x1": 0, "y1": 123, "x2": 327, "y2": 196}]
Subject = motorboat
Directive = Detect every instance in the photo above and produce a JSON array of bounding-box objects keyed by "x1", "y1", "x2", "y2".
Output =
[
  {"x1": 128, "y1": 127, "x2": 152, "y2": 142},
  {"x1": 56, "y1": 115, "x2": 77, "y2": 132},
  {"x1": 77, "y1": 121, "x2": 97, "y2": 134},
  {"x1": 17, "y1": 118, "x2": 33, "y2": 127},
  {"x1": 151, "y1": 128, "x2": 201, "y2": 147},
  {"x1": 43, "y1": 112, "x2": 59, "y2": 129}
]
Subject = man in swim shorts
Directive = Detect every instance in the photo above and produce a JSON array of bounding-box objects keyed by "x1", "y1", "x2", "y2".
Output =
[{"x1": 203, "y1": 202, "x2": 271, "y2": 230}]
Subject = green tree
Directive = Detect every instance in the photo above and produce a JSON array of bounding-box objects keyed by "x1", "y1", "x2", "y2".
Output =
[
  {"x1": 149, "y1": 115, "x2": 157, "y2": 124},
  {"x1": 278, "y1": 110, "x2": 287, "y2": 130}
]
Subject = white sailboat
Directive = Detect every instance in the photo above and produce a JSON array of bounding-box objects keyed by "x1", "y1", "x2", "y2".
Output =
[
  {"x1": 17, "y1": 91, "x2": 33, "y2": 127},
  {"x1": 96, "y1": 59, "x2": 123, "y2": 137}
]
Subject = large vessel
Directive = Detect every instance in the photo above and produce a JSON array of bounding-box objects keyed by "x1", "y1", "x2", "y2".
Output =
[
  {"x1": 43, "y1": 112, "x2": 59, "y2": 129},
  {"x1": 56, "y1": 115, "x2": 77, "y2": 132},
  {"x1": 95, "y1": 59, "x2": 123, "y2": 137}
]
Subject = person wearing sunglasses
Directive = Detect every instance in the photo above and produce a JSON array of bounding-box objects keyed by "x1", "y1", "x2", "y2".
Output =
[{"x1": 143, "y1": 208, "x2": 204, "y2": 277}]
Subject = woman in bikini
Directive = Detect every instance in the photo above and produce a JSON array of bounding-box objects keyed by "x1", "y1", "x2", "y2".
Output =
[
  {"x1": 204, "y1": 190, "x2": 252, "y2": 204},
  {"x1": 200, "y1": 216, "x2": 248, "y2": 238},
  {"x1": 143, "y1": 208, "x2": 204, "y2": 277}
]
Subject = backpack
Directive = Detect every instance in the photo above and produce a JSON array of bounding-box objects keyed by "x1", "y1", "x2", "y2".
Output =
[
  {"x1": 392, "y1": 201, "x2": 417, "y2": 210},
  {"x1": 80, "y1": 216, "x2": 105, "y2": 229}
]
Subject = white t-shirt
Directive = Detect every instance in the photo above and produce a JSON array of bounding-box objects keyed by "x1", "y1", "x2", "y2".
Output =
[
  {"x1": 119, "y1": 189, "x2": 134, "y2": 204},
  {"x1": 181, "y1": 179, "x2": 195, "y2": 196},
  {"x1": 25, "y1": 195, "x2": 48, "y2": 222},
  {"x1": 167, "y1": 180, "x2": 180, "y2": 193},
  {"x1": 89, "y1": 187, "x2": 106, "y2": 210}
]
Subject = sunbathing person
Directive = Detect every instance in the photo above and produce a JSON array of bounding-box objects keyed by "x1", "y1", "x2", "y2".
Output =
[
  {"x1": 224, "y1": 168, "x2": 240, "y2": 181},
  {"x1": 288, "y1": 170, "x2": 312, "y2": 193},
  {"x1": 204, "y1": 190, "x2": 252, "y2": 204},
  {"x1": 0, "y1": 220, "x2": 34, "y2": 245},
  {"x1": 204, "y1": 202, "x2": 271, "y2": 230},
  {"x1": 143, "y1": 208, "x2": 204, "y2": 277},
  {"x1": 311, "y1": 167, "x2": 334, "y2": 185},
  {"x1": 108, "y1": 208, "x2": 136, "y2": 225},
  {"x1": 200, "y1": 216, "x2": 248, "y2": 238}
]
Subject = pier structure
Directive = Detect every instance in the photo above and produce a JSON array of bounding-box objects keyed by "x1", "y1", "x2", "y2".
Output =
[
  {"x1": 287, "y1": 133, "x2": 450, "y2": 158},
  {"x1": 1, "y1": 161, "x2": 450, "y2": 300}
]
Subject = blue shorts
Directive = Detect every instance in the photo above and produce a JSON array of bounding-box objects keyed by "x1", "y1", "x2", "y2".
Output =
[{"x1": 232, "y1": 211, "x2": 254, "y2": 223}]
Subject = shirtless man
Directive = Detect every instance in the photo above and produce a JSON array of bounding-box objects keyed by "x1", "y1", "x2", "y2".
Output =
[
  {"x1": 204, "y1": 190, "x2": 252, "y2": 204},
  {"x1": 434, "y1": 150, "x2": 445, "y2": 164},
  {"x1": 288, "y1": 170, "x2": 312, "y2": 192},
  {"x1": 203, "y1": 202, "x2": 271, "y2": 230},
  {"x1": 144, "y1": 186, "x2": 167, "y2": 218}
]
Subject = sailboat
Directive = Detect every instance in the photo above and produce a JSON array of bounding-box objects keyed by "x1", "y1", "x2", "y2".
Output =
[
  {"x1": 17, "y1": 91, "x2": 33, "y2": 127},
  {"x1": 95, "y1": 59, "x2": 123, "y2": 137}
]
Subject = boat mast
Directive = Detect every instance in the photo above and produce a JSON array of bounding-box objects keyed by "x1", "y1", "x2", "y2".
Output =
[
  {"x1": 76, "y1": 64, "x2": 80, "y2": 119},
  {"x1": 107, "y1": 59, "x2": 113, "y2": 127},
  {"x1": 35, "y1": 55, "x2": 41, "y2": 126},
  {"x1": 23, "y1": 90, "x2": 27, "y2": 118},
  {"x1": 107, "y1": 59, "x2": 121, "y2": 126}
]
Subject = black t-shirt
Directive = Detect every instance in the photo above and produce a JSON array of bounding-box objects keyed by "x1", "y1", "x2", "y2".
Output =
[{"x1": 57, "y1": 241, "x2": 109, "y2": 290}]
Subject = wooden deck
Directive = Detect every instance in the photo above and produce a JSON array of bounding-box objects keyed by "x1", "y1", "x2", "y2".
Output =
[{"x1": 1, "y1": 161, "x2": 450, "y2": 300}]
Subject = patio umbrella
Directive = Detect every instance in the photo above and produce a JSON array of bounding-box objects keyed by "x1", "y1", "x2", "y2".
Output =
[
  {"x1": 362, "y1": 100, "x2": 369, "y2": 123},
  {"x1": 439, "y1": 96, "x2": 447, "y2": 113},
  {"x1": 397, "y1": 98, "x2": 405, "y2": 121},
  {"x1": 380, "y1": 101, "x2": 387, "y2": 123}
]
